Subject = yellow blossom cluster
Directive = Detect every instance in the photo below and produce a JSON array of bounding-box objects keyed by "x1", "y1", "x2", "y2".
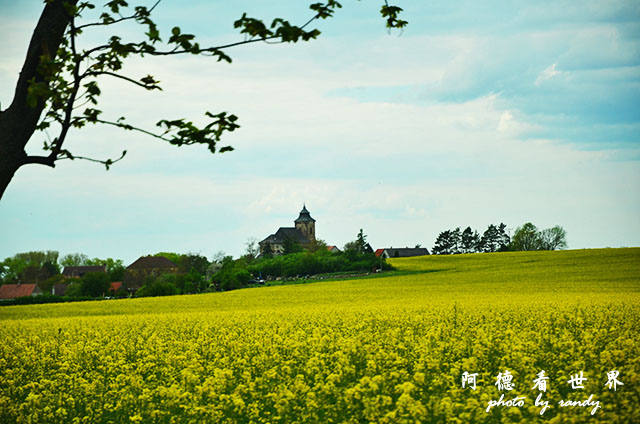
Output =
[{"x1": 0, "y1": 248, "x2": 638, "y2": 423}]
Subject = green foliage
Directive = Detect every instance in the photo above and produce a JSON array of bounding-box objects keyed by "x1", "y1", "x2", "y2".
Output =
[
  {"x1": 432, "y1": 224, "x2": 510, "y2": 254},
  {"x1": 39, "y1": 274, "x2": 68, "y2": 295},
  {"x1": 135, "y1": 276, "x2": 178, "y2": 297},
  {"x1": 511, "y1": 223, "x2": 568, "y2": 251},
  {"x1": 343, "y1": 229, "x2": 373, "y2": 256},
  {"x1": 0, "y1": 251, "x2": 60, "y2": 284},
  {"x1": 307, "y1": 238, "x2": 328, "y2": 253},
  {"x1": 60, "y1": 253, "x2": 90, "y2": 267},
  {"x1": 107, "y1": 261, "x2": 125, "y2": 282},
  {"x1": 511, "y1": 222, "x2": 540, "y2": 251},
  {"x1": 153, "y1": 252, "x2": 182, "y2": 266},
  {"x1": 79, "y1": 271, "x2": 110, "y2": 297},
  {"x1": 154, "y1": 252, "x2": 209, "y2": 275},
  {"x1": 59, "y1": 254, "x2": 124, "y2": 281},
  {"x1": 248, "y1": 248, "x2": 389, "y2": 279},
  {"x1": 479, "y1": 223, "x2": 510, "y2": 253},
  {"x1": 0, "y1": 293, "x2": 96, "y2": 306},
  {"x1": 460, "y1": 226, "x2": 480, "y2": 253},
  {"x1": 380, "y1": 3, "x2": 408, "y2": 29},
  {"x1": 149, "y1": 270, "x2": 205, "y2": 295},
  {"x1": 211, "y1": 257, "x2": 253, "y2": 292},
  {"x1": 432, "y1": 228, "x2": 462, "y2": 255},
  {"x1": 6, "y1": 0, "x2": 406, "y2": 182},
  {"x1": 243, "y1": 238, "x2": 260, "y2": 263},
  {"x1": 539, "y1": 225, "x2": 568, "y2": 251},
  {"x1": 150, "y1": 252, "x2": 208, "y2": 292},
  {"x1": 178, "y1": 254, "x2": 209, "y2": 276},
  {"x1": 282, "y1": 237, "x2": 304, "y2": 255},
  {"x1": 64, "y1": 282, "x2": 83, "y2": 298}
]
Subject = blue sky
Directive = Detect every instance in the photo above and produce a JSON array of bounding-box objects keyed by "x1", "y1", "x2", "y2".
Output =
[{"x1": 1, "y1": 0, "x2": 639, "y2": 264}]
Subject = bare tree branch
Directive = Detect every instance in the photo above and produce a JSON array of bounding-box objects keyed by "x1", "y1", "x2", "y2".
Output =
[
  {"x1": 76, "y1": 0, "x2": 161, "y2": 30},
  {"x1": 22, "y1": 155, "x2": 56, "y2": 167},
  {"x1": 50, "y1": 17, "x2": 83, "y2": 160},
  {"x1": 85, "y1": 71, "x2": 161, "y2": 90},
  {"x1": 57, "y1": 150, "x2": 127, "y2": 169},
  {"x1": 95, "y1": 118, "x2": 170, "y2": 141}
]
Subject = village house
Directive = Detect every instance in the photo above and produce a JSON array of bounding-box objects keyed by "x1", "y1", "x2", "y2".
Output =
[
  {"x1": 0, "y1": 283, "x2": 42, "y2": 300},
  {"x1": 375, "y1": 247, "x2": 430, "y2": 258},
  {"x1": 259, "y1": 205, "x2": 317, "y2": 255},
  {"x1": 52, "y1": 283, "x2": 68, "y2": 296},
  {"x1": 124, "y1": 255, "x2": 178, "y2": 291},
  {"x1": 62, "y1": 265, "x2": 106, "y2": 278}
]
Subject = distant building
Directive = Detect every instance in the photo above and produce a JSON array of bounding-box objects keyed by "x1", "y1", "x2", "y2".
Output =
[
  {"x1": 326, "y1": 245, "x2": 341, "y2": 253},
  {"x1": 0, "y1": 283, "x2": 42, "y2": 299},
  {"x1": 62, "y1": 265, "x2": 106, "y2": 278},
  {"x1": 109, "y1": 282, "x2": 123, "y2": 295},
  {"x1": 375, "y1": 247, "x2": 430, "y2": 258},
  {"x1": 259, "y1": 205, "x2": 317, "y2": 255},
  {"x1": 124, "y1": 256, "x2": 178, "y2": 290},
  {"x1": 52, "y1": 283, "x2": 69, "y2": 296}
]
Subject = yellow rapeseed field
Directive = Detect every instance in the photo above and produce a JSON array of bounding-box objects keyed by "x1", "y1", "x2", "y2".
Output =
[{"x1": 0, "y1": 248, "x2": 638, "y2": 423}]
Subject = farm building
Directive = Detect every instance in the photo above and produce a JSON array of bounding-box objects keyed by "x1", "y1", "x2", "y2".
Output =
[
  {"x1": 375, "y1": 247, "x2": 430, "y2": 258},
  {"x1": 0, "y1": 283, "x2": 42, "y2": 299},
  {"x1": 124, "y1": 256, "x2": 178, "y2": 290},
  {"x1": 62, "y1": 265, "x2": 106, "y2": 278}
]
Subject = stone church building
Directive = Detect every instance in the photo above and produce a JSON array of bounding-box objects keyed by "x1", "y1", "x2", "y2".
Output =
[{"x1": 259, "y1": 205, "x2": 316, "y2": 255}]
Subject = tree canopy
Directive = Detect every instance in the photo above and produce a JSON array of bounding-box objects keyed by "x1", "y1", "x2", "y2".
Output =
[
  {"x1": 0, "y1": 0, "x2": 406, "y2": 201},
  {"x1": 511, "y1": 223, "x2": 568, "y2": 251}
]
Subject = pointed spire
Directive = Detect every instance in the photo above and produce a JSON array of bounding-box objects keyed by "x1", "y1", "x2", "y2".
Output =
[{"x1": 295, "y1": 204, "x2": 315, "y2": 222}]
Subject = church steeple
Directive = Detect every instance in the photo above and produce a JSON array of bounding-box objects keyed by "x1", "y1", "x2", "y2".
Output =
[
  {"x1": 295, "y1": 204, "x2": 315, "y2": 223},
  {"x1": 294, "y1": 204, "x2": 316, "y2": 241}
]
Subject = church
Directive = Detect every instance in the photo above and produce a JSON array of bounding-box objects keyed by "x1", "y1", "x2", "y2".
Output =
[{"x1": 259, "y1": 205, "x2": 316, "y2": 255}]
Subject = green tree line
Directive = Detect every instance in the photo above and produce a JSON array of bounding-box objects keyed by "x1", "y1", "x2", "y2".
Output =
[{"x1": 432, "y1": 222, "x2": 567, "y2": 255}]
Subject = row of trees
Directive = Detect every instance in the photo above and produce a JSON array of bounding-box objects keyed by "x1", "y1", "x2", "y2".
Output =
[
  {"x1": 210, "y1": 230, "x2": 388, "y2": 291},
  {"x1": 511, "y1": 223, "x2": 568, "y2": 251},
  {"x1": 432, "y1": 222, "x2": 567, "y2": 254},
  {"x1": 0, "y1": 250, "x2": 214, "y2": 298},
  {"x1": 433, "y1": 224, "x2": 511, "y2": 255},
  {"x1": 0, "y1": 251, "x2": 125, "y2": 288}
]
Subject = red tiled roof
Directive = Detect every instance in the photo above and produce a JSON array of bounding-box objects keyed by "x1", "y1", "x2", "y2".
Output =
[
  {"x1": 110, "y1": 282, "x2": 122, "y2": 292},
  {"x1": 0, "y1": 284, "x2": 40, "y2": 299},
  {"x1": 374, "y1": 249, "x2": 385, "y2": 257}
]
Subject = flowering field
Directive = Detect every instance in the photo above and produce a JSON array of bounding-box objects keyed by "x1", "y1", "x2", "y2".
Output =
[{"x1": 1, "y1": 248, "x2": 638, "y2": 423}]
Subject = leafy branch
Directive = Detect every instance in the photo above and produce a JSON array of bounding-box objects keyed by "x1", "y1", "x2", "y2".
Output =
[{"x1": 22, "y1": 0, "x2": 406, "y2": 170}]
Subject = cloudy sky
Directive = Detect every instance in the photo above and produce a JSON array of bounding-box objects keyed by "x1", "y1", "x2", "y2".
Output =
[{"x1": 1, "y1": 0, "x2": 639, "y2": 264}]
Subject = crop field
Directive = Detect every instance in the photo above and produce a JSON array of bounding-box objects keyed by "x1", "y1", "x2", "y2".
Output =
[{"x1": 0, "y1": 248, "x2": 639, "y2": 423}]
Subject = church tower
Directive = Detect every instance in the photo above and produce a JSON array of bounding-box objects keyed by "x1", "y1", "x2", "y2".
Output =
[{"x1": 294, "y1": 204, "x2": 316, "y2": 242}]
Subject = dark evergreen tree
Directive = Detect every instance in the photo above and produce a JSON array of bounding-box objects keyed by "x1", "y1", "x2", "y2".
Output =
[
  {"x1": 497, "y1": 223, "x2": 511, "y2": 251},
  {"x1": 479, "y1": 224, "x2": 501, "y2": 252},
  {"x1": 461, "y1": 227, "x2": 480, "y2": 253},
  {"x1": 433, "y1": 229, "x2": 461, "y2": 255}
]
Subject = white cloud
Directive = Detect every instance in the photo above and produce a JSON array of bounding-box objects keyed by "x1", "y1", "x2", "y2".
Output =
[
  {"x1": 535, "y1": 63, "x2": 562, "y2": 85},
  {"x1": 0, "y1": 1, "x2": 638, "y2": 262}
]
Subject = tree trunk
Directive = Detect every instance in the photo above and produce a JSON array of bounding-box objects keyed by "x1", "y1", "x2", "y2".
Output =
[{"x1": 0, "y1": 0, "x2": 76, "y2": 201}]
